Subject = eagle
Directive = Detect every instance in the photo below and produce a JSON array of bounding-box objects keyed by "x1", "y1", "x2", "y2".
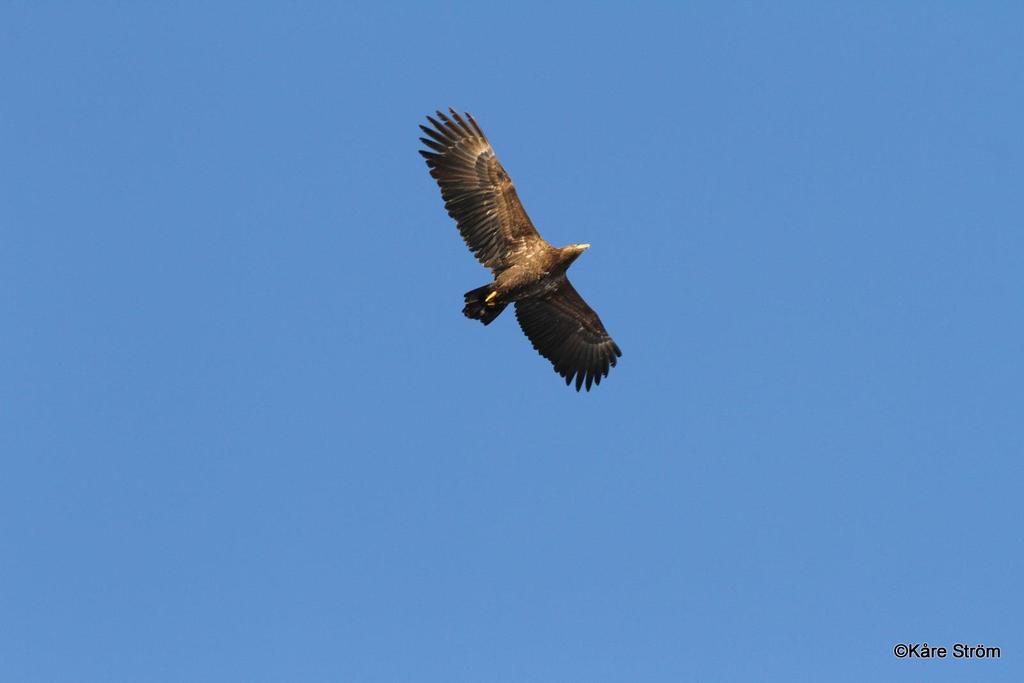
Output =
[{"x1": 419, "y1": 109, "x2": 622, "y2": 391}]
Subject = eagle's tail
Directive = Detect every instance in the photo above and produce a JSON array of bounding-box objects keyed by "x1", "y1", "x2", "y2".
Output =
[{"x1": 463, "y1": 285, "x2": 507, "y2": 326}]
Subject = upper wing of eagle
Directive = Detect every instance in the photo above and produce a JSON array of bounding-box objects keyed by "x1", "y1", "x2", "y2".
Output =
[
  {"x1": 419, "y1": 109, "x2": 545, "y2": 273},
  {"x1": 514, "y1": 280, "x2": 623, "y2": 392}
]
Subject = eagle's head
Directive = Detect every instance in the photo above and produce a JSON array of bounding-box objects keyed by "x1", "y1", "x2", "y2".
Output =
[{"x1": 561, "y1": 243, "x2": 591, "y2": 265}]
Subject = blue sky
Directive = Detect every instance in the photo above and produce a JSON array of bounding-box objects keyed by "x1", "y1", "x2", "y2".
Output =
[{"x1": 2, "y1": 2, "x2": 1021, "y2": 681}]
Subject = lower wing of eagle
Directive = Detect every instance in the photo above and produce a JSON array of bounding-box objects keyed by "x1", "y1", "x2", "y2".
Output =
[{"x1": 514, "y1": 281, "x2": 622, "y2": 391}]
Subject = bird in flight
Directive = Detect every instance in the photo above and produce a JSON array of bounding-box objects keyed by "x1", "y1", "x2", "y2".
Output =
[{"x1": 419, "y1": 108, "x2": 622, "y2": 391}]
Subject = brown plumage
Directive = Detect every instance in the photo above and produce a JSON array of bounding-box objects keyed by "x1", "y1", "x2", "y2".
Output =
[{"x1": 419, "y1": 108, "x2": 622, "y2": 391}]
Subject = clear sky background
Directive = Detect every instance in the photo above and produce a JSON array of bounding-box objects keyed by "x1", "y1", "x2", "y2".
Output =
[{"x1": 2, "y1": 3, "x2": 1021, "y2": 681}]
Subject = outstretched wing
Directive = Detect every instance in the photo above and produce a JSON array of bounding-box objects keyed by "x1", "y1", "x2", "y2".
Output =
[
  {"x1": 514, "y1": 280, "x2": 622, "y2": 391},
  {"x1": 419, "y1": 109, "x2": 546, "y2": 273}
]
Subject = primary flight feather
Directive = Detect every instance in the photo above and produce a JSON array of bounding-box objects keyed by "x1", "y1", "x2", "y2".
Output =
[{"x1": 419, "y1": 108, "x2": 622, "y2": 391}]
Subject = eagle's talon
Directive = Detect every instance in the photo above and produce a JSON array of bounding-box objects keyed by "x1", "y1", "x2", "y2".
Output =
[{"x1": 484, "y1": 291, "x2": 499, "y2": 306}]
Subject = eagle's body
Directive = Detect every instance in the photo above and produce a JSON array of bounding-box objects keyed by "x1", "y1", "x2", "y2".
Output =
[
  {"x1": 474, "y1": 242, "x2": 584, "y2": 313},
  {"x1": 419, "y1": 109, "x2": 622, "y2": 391}
]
